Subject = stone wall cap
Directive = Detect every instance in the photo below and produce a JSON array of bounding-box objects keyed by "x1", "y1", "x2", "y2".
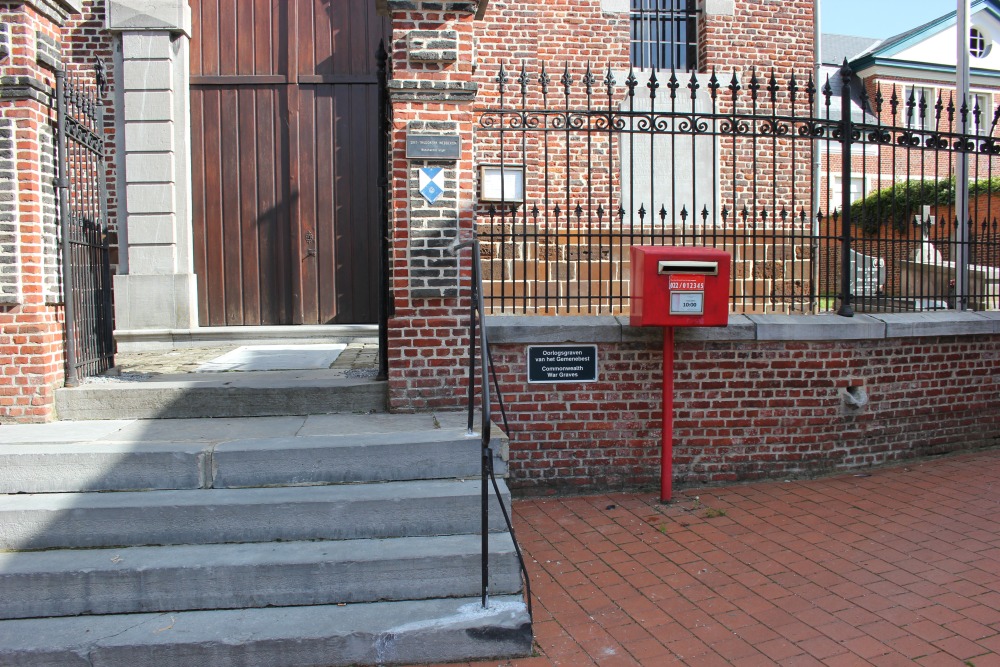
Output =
[
  {"x1": 376, "y1": 0, "x2": 489, "y2": 17},
  {"x1": 748, "y1": 313, "x2": 886, "y2": 340},
  {"x1": 674, "y1": 314, "x2": 755, "y2": 341},
  {"x1": 978, "y1": 310, "x2": 1000, "y2": 334},
  {"x1": 485, "y1": 315, "x2": 621, "y2": 343},
  {"x1": 485, "y1": 312, "x2": 998, "y2": 344},
  {"x1": 18, "y1": 0, "x2": 84, "y2": 25},
  {"x1": 868, "y1": 311, "x2": 997, "y2": 338},
  {"x1": 106, "y1": 0, "x2": 192, "y2": 36}
]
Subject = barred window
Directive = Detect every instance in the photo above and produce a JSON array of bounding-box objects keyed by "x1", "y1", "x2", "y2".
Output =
[
  {"x1": 967, "y1": 92, "x2": 991, "y2": 135},
  {"x1": 970, "y1": 27, "x2": 990, "y2": 59},
  {"x1": 903, "y1": 85, "x2": 935, "y2": 129},
  {"x1": 630, "y1": 0, "x2": 698, "y2": 71}
]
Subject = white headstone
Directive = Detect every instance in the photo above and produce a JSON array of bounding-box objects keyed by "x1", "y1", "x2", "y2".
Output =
[{"x1": 912, "y1": 205, "x2": 942, "y2": 264}]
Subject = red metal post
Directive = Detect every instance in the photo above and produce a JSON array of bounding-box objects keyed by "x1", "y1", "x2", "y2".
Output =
[{"x1": 661, "y1": 326, "x2": 674, "y2": 502}]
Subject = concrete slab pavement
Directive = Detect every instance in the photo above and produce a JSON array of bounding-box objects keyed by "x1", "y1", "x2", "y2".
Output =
[{"x1": 423, "y1": 448, "x2": 1000, "y2": 666}]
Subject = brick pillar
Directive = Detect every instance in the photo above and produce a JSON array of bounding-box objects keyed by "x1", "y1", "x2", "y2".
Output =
[
  {"x1": 0, "y1": 0, "x2": 83, "y2": 422},
  {"x1": 380, "y1": 0, "x2": 484, "y2": 412}
]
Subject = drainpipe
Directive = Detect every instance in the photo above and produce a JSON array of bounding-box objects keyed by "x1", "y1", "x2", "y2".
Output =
[
  {"x1": 812, "y1": 0, "x2": 822, "y2": 313},
  {"x1": 956, "y1": 0, "x2": 971, "y2": 310}
]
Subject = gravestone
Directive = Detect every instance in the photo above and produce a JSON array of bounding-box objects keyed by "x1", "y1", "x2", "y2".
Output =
[
  {"x1": 912, "y1": 205, "x2": 942, "y2": 264},
  {"x1": 848, "y1": 249, "x2": 885, "y2": 297}
]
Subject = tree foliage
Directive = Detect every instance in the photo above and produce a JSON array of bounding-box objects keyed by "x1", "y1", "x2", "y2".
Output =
[{"x1": 849, "y1": 177, "x2": 1000, "y2": 235}]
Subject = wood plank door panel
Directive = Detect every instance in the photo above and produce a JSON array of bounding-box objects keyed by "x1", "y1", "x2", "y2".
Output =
[{"x1": 190, "y1": 0, "x2": 385, "y2": 325}]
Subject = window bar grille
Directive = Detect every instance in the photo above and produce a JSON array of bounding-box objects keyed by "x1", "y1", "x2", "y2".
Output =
[{"x1": 631, "y1": 0, "x2": 697, "y2": 72}]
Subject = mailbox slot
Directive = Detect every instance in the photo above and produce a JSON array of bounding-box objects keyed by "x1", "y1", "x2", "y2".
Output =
[{"x1": 657, "y1": 260, "x2": 719, "y2": 276}]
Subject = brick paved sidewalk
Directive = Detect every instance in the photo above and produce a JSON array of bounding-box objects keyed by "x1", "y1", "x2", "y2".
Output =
[{"x1": 427, "y1": 449, "x2": 1000, "y2": 666}]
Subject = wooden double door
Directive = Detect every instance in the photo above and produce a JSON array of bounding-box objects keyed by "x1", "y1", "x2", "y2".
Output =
[{"x1": 191, "y1": 0, "x2": 388, "y2": 325}]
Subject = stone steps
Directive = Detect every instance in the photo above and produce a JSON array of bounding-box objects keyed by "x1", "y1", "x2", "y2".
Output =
[
  {"x1": 0, "y1": 534, "x2": 521, "y2": 620},
  {"x1": 0, "y1": 596, "x2": 531, "y2": 667},
  {"x1": 0, "y1": 479, "x2": 510, "y2": 551},
  {"x1": 0, "y1": 412, "x2": 531, "y2": 665},
  {"x1": 0, "y1": 423, "x2": 504, "y2": 494},
  {"x1": 54, "y1": 372, "x2": 388, "y2": 420}
]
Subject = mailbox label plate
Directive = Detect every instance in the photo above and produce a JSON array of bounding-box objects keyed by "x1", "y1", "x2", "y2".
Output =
[
  {"x1": 527, "y1": 345, "x2": 598, "y2": 383},
  {"x1": 670, "y1": 291, "x2": 705, "y2": 315}
]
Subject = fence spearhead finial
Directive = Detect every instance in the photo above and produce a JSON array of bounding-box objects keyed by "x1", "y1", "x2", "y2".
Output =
[{"x1": 839, "y1": 58, "x2": 853, "y2": 81}]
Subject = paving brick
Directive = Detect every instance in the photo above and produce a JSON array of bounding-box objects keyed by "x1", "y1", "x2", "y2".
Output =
[{"x1": 411, "y1": 450, "x2": 1000, "y2": 666}]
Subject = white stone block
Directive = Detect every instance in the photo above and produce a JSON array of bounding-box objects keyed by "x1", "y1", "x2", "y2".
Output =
[
  {"x1": 113, "y1": 273, "x2": 199, "y2": 330},
  {"x1": 127, "y1": 244, "x2": 178, "y2": 275},
  {"x1": 601, "y1": 0, "x2": 629, "y2": 12},
  {"x1": 124, "y1": 91, "x2": 174, "y2": 122},
  {"x1": 125, "y1": 152, "x2": 175, "y2": 182},
  {"x1": 127, "y1": 214, "x2": 177, "y2": 245},
  {"x1": 121, "y1": 32, "x2": 174, "y2": 60},
  {"x1": 123, "y1": 59, "x2": 174, "y2": 92},
  {"x1": 127, "y1": 183, "x2": 175, "y2": 215},
  {"x1": 704, "y1": 0, "x2": 735, "y2": 16},
  {"x1": 124, "y1": 121, "x2": 174, "y2": 152}
]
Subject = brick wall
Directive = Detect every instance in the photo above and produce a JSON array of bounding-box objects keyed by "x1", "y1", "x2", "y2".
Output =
[
  {"x1": 489, "y1": 330, "x2": 1000, "y2": 494},
  {"x1": 385, "y1": 1, "x2": 482, "y2": 412},
  {"x1": 0, "y1": 1, "x2": 66, "y2": 421},
  {"x1": 469, "y1": 0, "x2": 817, "y2": 317},
  {"x1": 701, "y1": 0, "x2": 814, "y2": 80},
  {"x1": 0, "y1": 0, "x2": 113, "y2": 421}
]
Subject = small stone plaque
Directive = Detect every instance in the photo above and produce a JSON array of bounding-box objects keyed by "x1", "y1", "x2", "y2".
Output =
[
  {"x1": 527, "y1": 345, "x2": 598, "y2": 384},
  {"x1": 406, "y1": 134, "x2": 462, "y2": 160},
  {"x1": 848, "y1": 249, "x2": 885, "y2": 297}
]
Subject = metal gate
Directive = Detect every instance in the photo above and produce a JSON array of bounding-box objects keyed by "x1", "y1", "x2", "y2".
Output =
[
  {"x1": 56, "y1": 63, "x2": 114, "y2": 386},
  {"x1": 190, "y1": 0, "x2": 389, "y2": 326},
  {"x1": 476, "y1": 62, "x2": 1000, "y2": 315}
]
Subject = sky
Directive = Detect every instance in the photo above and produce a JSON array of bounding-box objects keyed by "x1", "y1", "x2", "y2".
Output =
[{"x1": 821, "y1": 0, "x2": 959, "y2": 39}]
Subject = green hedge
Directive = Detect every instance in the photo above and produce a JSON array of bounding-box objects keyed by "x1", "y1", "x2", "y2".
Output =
[{"x1": 849, "y1": 177, "x2": 1000, "y2": 235}]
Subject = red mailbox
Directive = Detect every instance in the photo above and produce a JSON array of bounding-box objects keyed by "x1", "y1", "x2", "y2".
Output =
[
  {"x1": 630, "y1": 246, "x2": 732, "y2": 328},
  {"x1": 630, "y1": 245, "x2": 732, "y2": 502}
]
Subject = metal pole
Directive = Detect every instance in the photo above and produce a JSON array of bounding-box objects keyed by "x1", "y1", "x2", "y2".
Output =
[
  {"x1": 473, "y1": 238, "x2": 491, "y2": 610},
  {"x1": 812, "y1": 0, "x2": 822, "y2": 313},
  {"x1": 660, "y1": 326, "x2": 674, "y2": 503},
  {"x1": 956, "y1": 0, "x2": 971, "y2": 310},
  {"x1": 467, "y1": 277, "x2": 478, "y2": 437},
  {"x1": 837, "y1": 60, "x2": 855, "y2": 317},
  {"x1": 376, "y1": 41, "x2": 391, "y2": 381},
  {"x1": 55, "y1": 69, "x2": 79, "y2": 387}
]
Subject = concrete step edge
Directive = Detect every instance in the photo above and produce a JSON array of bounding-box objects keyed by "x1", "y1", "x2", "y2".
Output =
[
  {"x1": 0, "y1": 478, "x2": 512, "y2": 550},
  {"x1": 0, "y1": 534, "x2": 522, "y2": 620},
  {"x1": 114, "y1": 324, "x2": 380, "y2": 352},
  {"x1": 0, "y1": 595, "x2": 532, "y2": 667},
  {"x1": 0, "y1": 427, "x2": 508, "y2": 494},
  {"x1": 54, "y1": 381, "x2": 389, "y2": 421}
]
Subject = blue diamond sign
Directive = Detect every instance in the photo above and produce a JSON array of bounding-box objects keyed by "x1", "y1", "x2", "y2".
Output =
[{"x1": 418, "y1": 167, "x2": 445, "y2": 205}]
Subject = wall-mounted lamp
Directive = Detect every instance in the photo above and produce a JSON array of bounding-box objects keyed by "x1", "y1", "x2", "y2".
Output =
[{"x1": 479, "y1": 165, "x2": 524, "y2": 203}]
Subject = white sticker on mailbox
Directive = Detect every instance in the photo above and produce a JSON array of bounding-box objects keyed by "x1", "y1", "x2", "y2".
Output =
[{"x1": 670, "y1": 292, "x2": 704, "y2": 315}]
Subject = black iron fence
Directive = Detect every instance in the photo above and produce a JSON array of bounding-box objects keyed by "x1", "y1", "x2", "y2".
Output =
[
  {"x1": 474, "y1": 61, "x2": 1000, "y2": 315},
  {"x1": 56, "y1": 63, "x2": 114, "y2": 384}
]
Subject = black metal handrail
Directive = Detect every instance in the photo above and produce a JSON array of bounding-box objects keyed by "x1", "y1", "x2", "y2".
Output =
[{"x1": 452, "y1": 236, "x2": 531, "y2": 615}]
